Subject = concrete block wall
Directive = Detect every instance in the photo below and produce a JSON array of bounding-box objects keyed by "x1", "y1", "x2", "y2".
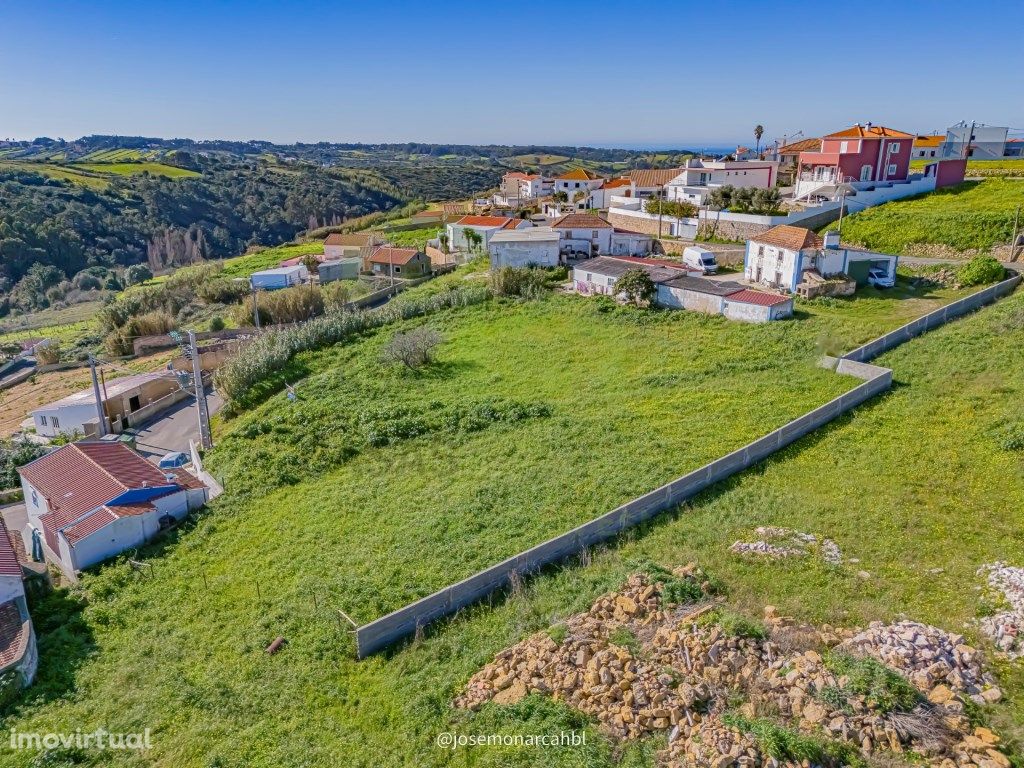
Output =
[{"x1": 354, "y1": 273, "x2": 1019, "y2": 658}]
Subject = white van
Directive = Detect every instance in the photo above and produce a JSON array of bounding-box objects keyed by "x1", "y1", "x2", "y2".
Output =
[{"x1": 682, "y1": 247, "x2": 718, "y2": 275}]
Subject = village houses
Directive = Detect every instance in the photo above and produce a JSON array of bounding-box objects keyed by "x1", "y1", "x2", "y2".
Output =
[
  {"x1": 0, "y1": 519, "x2": 36, "y2": 689},
  {"x1": 367, "y1": 247, "x2": 432, "y2": 279},
  {"x1": 795, "y1": 124, "x2": 914, "y2": 199},
  {"x1": 446, "y1": 215, "x2": 531, "y2": 253}
]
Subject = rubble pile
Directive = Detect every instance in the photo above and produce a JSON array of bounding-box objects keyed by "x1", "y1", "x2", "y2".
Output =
[
  {"x1": 455, "y1": 567, "x2": 1013, "y2": 768},
  {"x1": 977, "y1": 562, "x2": 1024, "y2": 659},
  {"x1": 839, "y1": 621, "x2": 1000, "y2": 705},
  {"x1": 729, "y1": 527, "x2": 843, "y2": 566}
]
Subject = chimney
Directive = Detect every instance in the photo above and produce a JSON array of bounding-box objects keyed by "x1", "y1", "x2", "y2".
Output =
[
  {"x1": 823, "y1": 230, "x2": 840, "y2": 250},
  {"x1": 142, "y1": 480, "x2": 149, "y2": 488}
]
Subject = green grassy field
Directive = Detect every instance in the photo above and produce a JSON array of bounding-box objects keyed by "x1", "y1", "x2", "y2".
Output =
[
  {"x1": 376, "y1": 226, "x2": 442, "y2": 249},
  {"x1": 219, "y1": 242, "x2": 325, "y2": 278},
  {"x1": 0, "y1": 303, "x2": 103, "y2": 345},
  {"x1": 2, "y1": 276, "x2": 1010, "y2": 767},
  {"x1": 839, "y1": 178, "x2": 1024, "y2": 254},
  {"x1": 71, "y1": 162, "x2": 200, "y2": 179},
  {"x1": 910, "y1": 157, "x2": 1024, "y2": 177},
  {"x1": 0, "y1": 159, "x2": 199, "y2": 188}
]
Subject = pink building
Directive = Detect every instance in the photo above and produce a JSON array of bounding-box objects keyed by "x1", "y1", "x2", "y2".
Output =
[{"x1": 795, "y1": 124, "x2": 914, "y2": 199}]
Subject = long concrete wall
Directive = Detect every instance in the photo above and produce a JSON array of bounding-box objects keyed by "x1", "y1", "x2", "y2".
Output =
[
  {"x1": 843, "y1": 273, "x2": 1021, "y2": 363},
  {"x1": 354, "y1": 273, "x2": 1020, "y2": 658}
]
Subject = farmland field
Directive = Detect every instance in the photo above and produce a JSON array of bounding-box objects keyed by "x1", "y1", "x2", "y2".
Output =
[
  {"x1": 910, "y1": 157, "x2": 1024, "y2": 177},
  {"x1": 838, "y1": 178, "x2": 1024, "y2": 255},
  {"x1": 2, "y1": 275, "x2": 1009, "y2": 768},
  {"x1": 220, "y1": 242, "x2": 325, "y2": 278},
  {"x1": 71, "y1": 162, "x2": 200, "y2": 178}
]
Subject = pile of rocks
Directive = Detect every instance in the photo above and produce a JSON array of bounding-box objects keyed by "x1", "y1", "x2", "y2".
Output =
[
  {"x1": 839, "y1": 621, "x2": 1001, "y2": 705},
  {"x1": 729, "y1": 527, "x2": 843, "y2": 566},
  {"x1": 977, "y1": 562, "x2": 1024, "y2": 659},
  {"x1": 455, "y1": 568, "x2": 1011, "y2": 768}
]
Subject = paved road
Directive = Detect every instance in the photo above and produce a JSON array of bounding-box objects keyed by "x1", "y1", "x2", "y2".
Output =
[{"x1": 133, "y1": 387, "x2": 223, "y2": 462}]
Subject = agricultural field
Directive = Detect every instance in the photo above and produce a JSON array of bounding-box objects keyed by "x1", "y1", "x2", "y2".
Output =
[
  {"x1": 71, "y1": 162, "x2": 200, "y2": 178},
  {"x1": 0, "y1": 158, "x2": 199, "y2": 188},
  {"x1": 219, "y1": 242, "x2": 325, "y2": 278},
  {"x1": 838, "y1": 178, "x2": 1024, "y2": 256},
  {"x1": 910, "y1": 157, "x2": 1024, "y2": 177},
  {"x1": 0, "y1": 302, "x2": 103, "y2": 342},
  {"x1": 375, "y1": 226, "x2": 442, "y2": 249},
  {"x1": 2, "y1": 275, "x2": 1008, "y2": 768},
  {"x1": 511, "y1": 153, "x2": 572, "y2": 166}
]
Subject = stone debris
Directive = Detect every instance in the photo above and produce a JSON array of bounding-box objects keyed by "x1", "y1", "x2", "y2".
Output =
[
  {"x1": 977, "y1": 562, "x2": 1024, "y2": 659},
  {"x1": 455, "y1": 567, "x2": 1012, "y2": 768},
  {"x1": 729, "y1": 526, "x2": 843, "y2": 566},
  {"x1": 839, "y1": 621, "x2": 1000, "y2": 705}
]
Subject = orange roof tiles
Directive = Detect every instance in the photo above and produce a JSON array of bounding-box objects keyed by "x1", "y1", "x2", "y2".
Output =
[
  {"x1": 453, "y1": 215, "x2": 513, "y2": 228},
  {"x1": 913, "y1": 135, "x2": 945, "y2": 148},
  {"x1": 778, "y1": 138, "x2": 821, "y2": 155},
  {"x1": 824, "y1": 125, "x2": 914, "y2": 140},
  {"x1": 752, "y1": 225, "x2": 824, "y2": 251},
  {"x1": 555, "y1": 168, "x2": 602, "y2": 181},
  {"x1": 550, "y1": 213, "x2": 612, "y2": 229},
  {"x1": 368, "y1": 247, "x2": 422, "y2": 265}
]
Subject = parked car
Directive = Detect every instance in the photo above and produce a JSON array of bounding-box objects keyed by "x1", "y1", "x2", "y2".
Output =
[
  {"x1": 158, "y1": 451, "x2": 190, "y2": 469},
  {"x1": 682, "y1": 247, "x2": 718, "y2": 275},
  {"x1": 867, "y1": 267, "x2": 895, "y2": 288}
]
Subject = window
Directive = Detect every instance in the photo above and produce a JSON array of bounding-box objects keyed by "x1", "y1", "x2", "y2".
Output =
[
  {"x1": 586, "y1": 273, "x2": 592, "y2": 281},
  {"x1": 757, "y1": 246, "x2": 765, "y2": 256},
  {"x1": 52, "y1": 417, "x2": 59, "y2": 429},
  {"x1": 31, "y1": 490, "x2": 38, "y2": 507},
  {"x1": 574, "y1": 182, "x2": 580, "y2": 189},
  {"x1": 930, "y1": 150, "x2": 936, "y2": 157},
  {"x1": 887, "y1": 164, "x2": 898, "y2": 176},
  {"x1": 889, "y1": 142, "x2": 900, "y2": 153},
  {"x1": 591, "y1": 230, "x2": 598, "y2": 239},
  {"x1": 39, "y1": 415, "x2": 47, "y2": 426},
  {"x1": 394, "y1": 266, "x2": 401, "y2": 274}
]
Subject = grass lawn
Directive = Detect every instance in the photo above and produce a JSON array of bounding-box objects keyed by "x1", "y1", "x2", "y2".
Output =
[
  {"x1": 377, "y1": 226, "x2": 442, "y2": 249},
  {"x1": 0, "y1": 276, "x2": 1006, "y2": 767},
  {"x1": 839, "y1": 178, "x2": 1024, "y2": 254},
  {"x1": 0, "y1": 302, "x2": 103, "y2": 344},
  {"x1": 0, "y1": 161, "x2": 112, "y2": 190}
]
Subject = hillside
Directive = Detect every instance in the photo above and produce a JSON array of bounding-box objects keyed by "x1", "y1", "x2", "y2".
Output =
[{"x1": 5, "y1": 276, "x2": 1021, "y2": 768}]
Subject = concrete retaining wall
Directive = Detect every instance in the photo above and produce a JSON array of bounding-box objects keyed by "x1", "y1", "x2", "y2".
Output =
[
  {"x1": 355, "y1": 361, "x2": 891, "y2": 658},
  {"x1": 843, "y1": 273, "x2": 1021, "y2": 363},
  {"x1": 353, "y1": 272, "x2": 1020, "y2": 658}
]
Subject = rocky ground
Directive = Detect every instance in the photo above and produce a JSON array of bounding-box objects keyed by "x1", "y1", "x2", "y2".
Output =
[
  {"x1": 978, "y1": 562, "x2": 1024, "y2": 660},
  {"x1": 455, "y1": 565, "x2": 1012, "y2": 768},
  {"x1": 729, "y1": 527, "x2": 843, "y2": 566}
]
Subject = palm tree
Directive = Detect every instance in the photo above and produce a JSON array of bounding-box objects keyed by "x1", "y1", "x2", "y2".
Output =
[{"x1": 754, "y1": 125, "x2": 765, "y2": 155}]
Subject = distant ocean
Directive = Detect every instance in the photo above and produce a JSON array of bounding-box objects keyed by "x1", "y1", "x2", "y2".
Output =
[{"x1": 590, "y1": 142, "x2": 737, "y2": 154}]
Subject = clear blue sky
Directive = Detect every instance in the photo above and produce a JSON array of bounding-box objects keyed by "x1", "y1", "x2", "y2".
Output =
[{"x1": 2, "y1": 0, "x2": 1022, "y2": 148}]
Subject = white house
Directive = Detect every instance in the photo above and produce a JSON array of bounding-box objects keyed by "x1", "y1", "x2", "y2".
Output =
[
  {"x1": 323, "y1": 232, "x2": 380, "y2": 260},
  {"x1": 0, "y1": 519, "x2": 36, "y2": 688},
  {"x1": 250, "y1": 265, "x2": 308, "y2": 290},
  {"x1": 743, "y1": 225, "x2": 897, "y2": 293},
  {"x1": 31, "y1": 371, "x2": 183, "y2": 438},
  {"x1": 942, "y1": 122, "x2": 1009, "y2": 160},
  {"x1": 572, "y1": 256, "x2": 687, "y2": 296},
  {"x1": 625, "y1": 168, "x2": 686, "y2": 198},
  {"x1": 446, "y1": 215, "x2": 531, "y2": 252},
  {"x1": 18, "y1": 441, "x2": 208, "y2": 579},
  {"x1": 553, "y1": 168, "x2": 605, "y2": 209},
  {"x1": 665, "y1": 158, "x2": 780, "y2": 206},
  {"x1": 550, "y1": 213, "x2": 614, "y2": 258},
  {"x1": 495, "y1": 172, "x2": 553, "y2": 206},
  {"x1": 488, "y1": 227, "x2": 561, "y2": 268},
  {"x1": 589, "y1": 178, "x2": 634, "y2": 209},
  {"x1": 656, "y1": 275, "x2": 793, "y2": 322},
  {"x1": 609, "y1": 230, "x2": 653, "y2": 257}
]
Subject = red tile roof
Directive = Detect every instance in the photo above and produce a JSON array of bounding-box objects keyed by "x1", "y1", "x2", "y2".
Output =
[
  {"x1": 504, "y1": 172, "x2": 540, "y2": 181},
  {"x1": 609, "y1": 256, "x2": 685, "y2": 270},
  {"x1": 324, "y1": 232, "x2": 374, "y2": 247},
  {"x1": 603, "y1": 178, "x2": 633, "y2": 189},
  {"x1": 550, "y1": 213, "x2": 612, "y2": 229},
  {"x1": 555, "y1": 168, "x2": 602, "y2": 181},
  {"x1": 778, "y1": 137, "x2": 821, "y2": 155},
  {"x1": 501, "y1": 218, "x2": 528, "y2": 229},
  {"x1": 18, "y1": 442, "x2": 202, "y2": 537},
  {"x1": 626, "y1": 168, "x2": 684, "y2": 188},
  {"x1": 0, "y1": 600, "x2": 27, "y2": 669},
  {"x1": 726, "y1": 289, "x2": 792, "y2": 307},
  {"x1": 368, "y1": 247, "x2": 422, "y2": 266},
  {"x1": 62, "y1": 507, "x2": 119, "y2": 545},
  {"x1": 752, "y1": 225, "x2": 824, "y2": 251},
  {"x1": 0, "y1": 520, "x2": 20, "y2": 578},
  {"x1": 824, "y1": 125, "x2": 914, "y2": 140},
  {"x1": 453, "y1": 215, "x2": 514, "y2": 228}
]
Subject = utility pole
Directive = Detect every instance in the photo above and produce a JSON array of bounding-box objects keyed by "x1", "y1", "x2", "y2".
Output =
[
  {"x1": 89, "y1": 354, "x2": 107, "y2": 437},
  {"x1": 837, "y1": 188, "x2": 848, "y2": 237},
  {"x1": 251, "y1": 285, "x2": 261, "y2": 329},
  {"x1": 962, "y1": 121, "x2": 975, "y2": 160},
  {"x1": 188, "y1": 331, "x2": 213, "y2": 450},
  {"x1": 1011, "y1": 205, "x2": 1022, "y2": 262}
]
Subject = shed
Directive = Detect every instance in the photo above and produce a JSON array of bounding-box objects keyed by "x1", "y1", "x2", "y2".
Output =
[
  {"x1": 488, "y1": 227, "x2": 561, "y2": 268},
  {"x1": 656, "y1": 276, "x2": 748, "y2": 315},
  {"x1": 250, "y1": 265, "x2": 308, "y2": 290},
  {"x1": 318, "y1": 258, "x2": 361, "y2": 283},
  {"x1": 722, "y1": 289, "x2": 794, "y2": 323}
]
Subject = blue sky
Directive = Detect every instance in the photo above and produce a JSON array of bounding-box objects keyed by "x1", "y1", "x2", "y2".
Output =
[{"x1": 2, "y1": 0, "x2": 1022, "y2": 148}]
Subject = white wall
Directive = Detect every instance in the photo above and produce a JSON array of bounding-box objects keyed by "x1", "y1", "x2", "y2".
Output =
[
  {"x1": 489, "y1": 241, "x2": 560, "y2": 268},
  {"x1": 31, "y1": 403, "x2": 97, "y2": 438},
  {"x1": 571, "y1": 266, "x2": 618, "y2": 295},
  {"x1": 556, "y1": 227, "x2": 612, "y2": 255},
  {"x1": 0, "y1": 574, "x2": 24, "y2": 606}
]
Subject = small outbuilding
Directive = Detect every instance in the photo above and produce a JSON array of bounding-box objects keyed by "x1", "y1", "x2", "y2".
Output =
[
  {"x1": 488, "y1": 226, "x2": 561, "y2": 268},
  {"x1": 250, "y1": 265, "x2": 309, "y2": 290},
  {"x1": 722, "y1": 289, "x2": 794, "y2": 322},
  {"x1": 317, "y1": 258, "x2": 361, "y2": 283},
  {"x1": 368, "y1": 247, "x2": 432, "y2": 279}
]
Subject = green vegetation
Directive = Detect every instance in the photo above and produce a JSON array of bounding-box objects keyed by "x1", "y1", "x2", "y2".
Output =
[
  {"x1": 838, "y1": 179, "x2": 1024, "y2": 254},
  {"x1": 819, "y1": 651, "x2": 921, "y2": 714},
  {"x1": 374, "y1": 226, "x2": 441, "y2": 249},
  {"x1": 696, "y1": 608, "x2": 767, "y2": 639},
  {"x1": 70, "y1": 161, "x2": 200, "y2": 178},
  {"x1": 957, "y1": 255, "x2": 1005, "y2": 286},
  {"x1": 721, "y1": 713, "x2": 866, "y2": 767},
  {"x1": 3, "y1": 277, "x2": 1021, "y2": 767}
]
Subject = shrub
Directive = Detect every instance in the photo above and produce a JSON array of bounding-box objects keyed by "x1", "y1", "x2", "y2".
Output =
[
  {"x1": 721, "y1": 713, "x2": 865, "y2": 767},
  {"x1": 104, "y1": 310, "x2": 176, "y2": 355},
  {"x1": 957, "y1": 255, "x2": 1004, "y2": 287},
  {"x1": 489, "y1": 267, "x2": 551, "y2": 299},
  {"x1": 822, "y1": 651, "x2": 920, "y2": 714},
  {"x1": 0, "y1": 438, "x2": 48, "y2": 488},
  {"x1": 381, "y1": 326, "x2": 443, "y2": 371},
  {"x1": 696, "y1": 608, "x2": 766, "y2": 639},
  {"x1": 615, "y1": 269, "x2": 656, "y2": 306},
  {"x1": 34, "y1": 342, "x2": 61, "y2": 366},
  {"x1": 209, "y1": 315, "x2": 226, "y2": 332},
  {"x1": 197, "y1": 278, "x2": 249, "y2": 305},
  {"x1": 124, "y1": 263, "x2": 154, "y2": 286},
  {"x1": 233, "y1": 285, "x2": 325, "y2": 327}
]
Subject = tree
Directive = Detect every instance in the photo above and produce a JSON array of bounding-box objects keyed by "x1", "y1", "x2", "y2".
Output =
[
  {"x1": 552, "y1": 190, "x2": 568, "y2": 203},
  {"x1": 124, "y1": 263, "x2": 153, "y2": 286},
  {"x1": 301, "y1": 253, "x2": 320, "y2": 275},
  {"x1": 463, "y1": 227, "x2": 483, "y2": 253},
  {"x1": 614, "y1": 269, "x2": 656, "y2": 306},
  {"x1": 381, "y1": 326, "x2": 443, "y2": 371},
  {"x1": 754, "y1": 124, "x2": 764, "y2": 155}
]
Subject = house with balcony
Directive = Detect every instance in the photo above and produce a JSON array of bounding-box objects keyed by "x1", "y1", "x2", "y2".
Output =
[
  {"x1": 794, "y1": 124, "x2": 914, "y2": 200},
  {"x1": 495, "y1": 172, "x2": 553, "y2": 206},
  {"x1": 664, "y1": 158, "x2": 780, "y2": 206}
]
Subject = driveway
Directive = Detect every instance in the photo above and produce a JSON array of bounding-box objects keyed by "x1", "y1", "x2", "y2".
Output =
[{"x1": 133, "y1": 387, "x2": 223, "y2": 462}]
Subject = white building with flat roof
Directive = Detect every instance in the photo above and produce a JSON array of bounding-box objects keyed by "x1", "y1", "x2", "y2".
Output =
[
  {"x1": 665, "y1": 158, "x2": 779, "y2": 205},
  {"x1": 488, "y1": 227, "x2": 561, "y2": 268}
]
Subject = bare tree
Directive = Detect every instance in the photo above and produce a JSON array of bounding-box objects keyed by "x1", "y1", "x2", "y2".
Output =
[{"x1": 381, "y1": 327, "x2": 443, "y2": 371}]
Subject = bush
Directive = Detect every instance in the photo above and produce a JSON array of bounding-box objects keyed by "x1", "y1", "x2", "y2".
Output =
[
  {"x1": 104, "y1": 310, "x2": 176, "y2": 356},
  {"x1": 821, "y1": 651, "x2": 920, "y2": 714},
  {"x1": 34, "y1": 342, "x2": 60, "y2": 366},
  {"x1": 0, "y1": 438, "x2": 48, "y2": 489},
  {"x1": 124, "y1": 263, "x2": 154, "y2": 286},
  {"x1": 696, "y1": 608, "x2": 767, "y2": 639},
  {"x1": 489, "y1": 267, "x2": 551, "y2": 299},
  {"x1": 380, "y1": 326, "x2": 443, "y2": 371},
  {"x1": 615, "y1": 269, "x2": 656, "y2": 306},
  {"x1": 197, "y1": 278, "x2": 249, "y2": 305},
  {"x1": 232, "y1": 284, "x2": 325, "y2": 327},
  {"x1": 209, "y1": 315, "x2": 226, "y2": 332},
  {"x1": 957, "y1": 255, "x2": 1004, "y2": 287},
  {"x1": 721, "y1": 713, "x2": 865, "y2": 766}
]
